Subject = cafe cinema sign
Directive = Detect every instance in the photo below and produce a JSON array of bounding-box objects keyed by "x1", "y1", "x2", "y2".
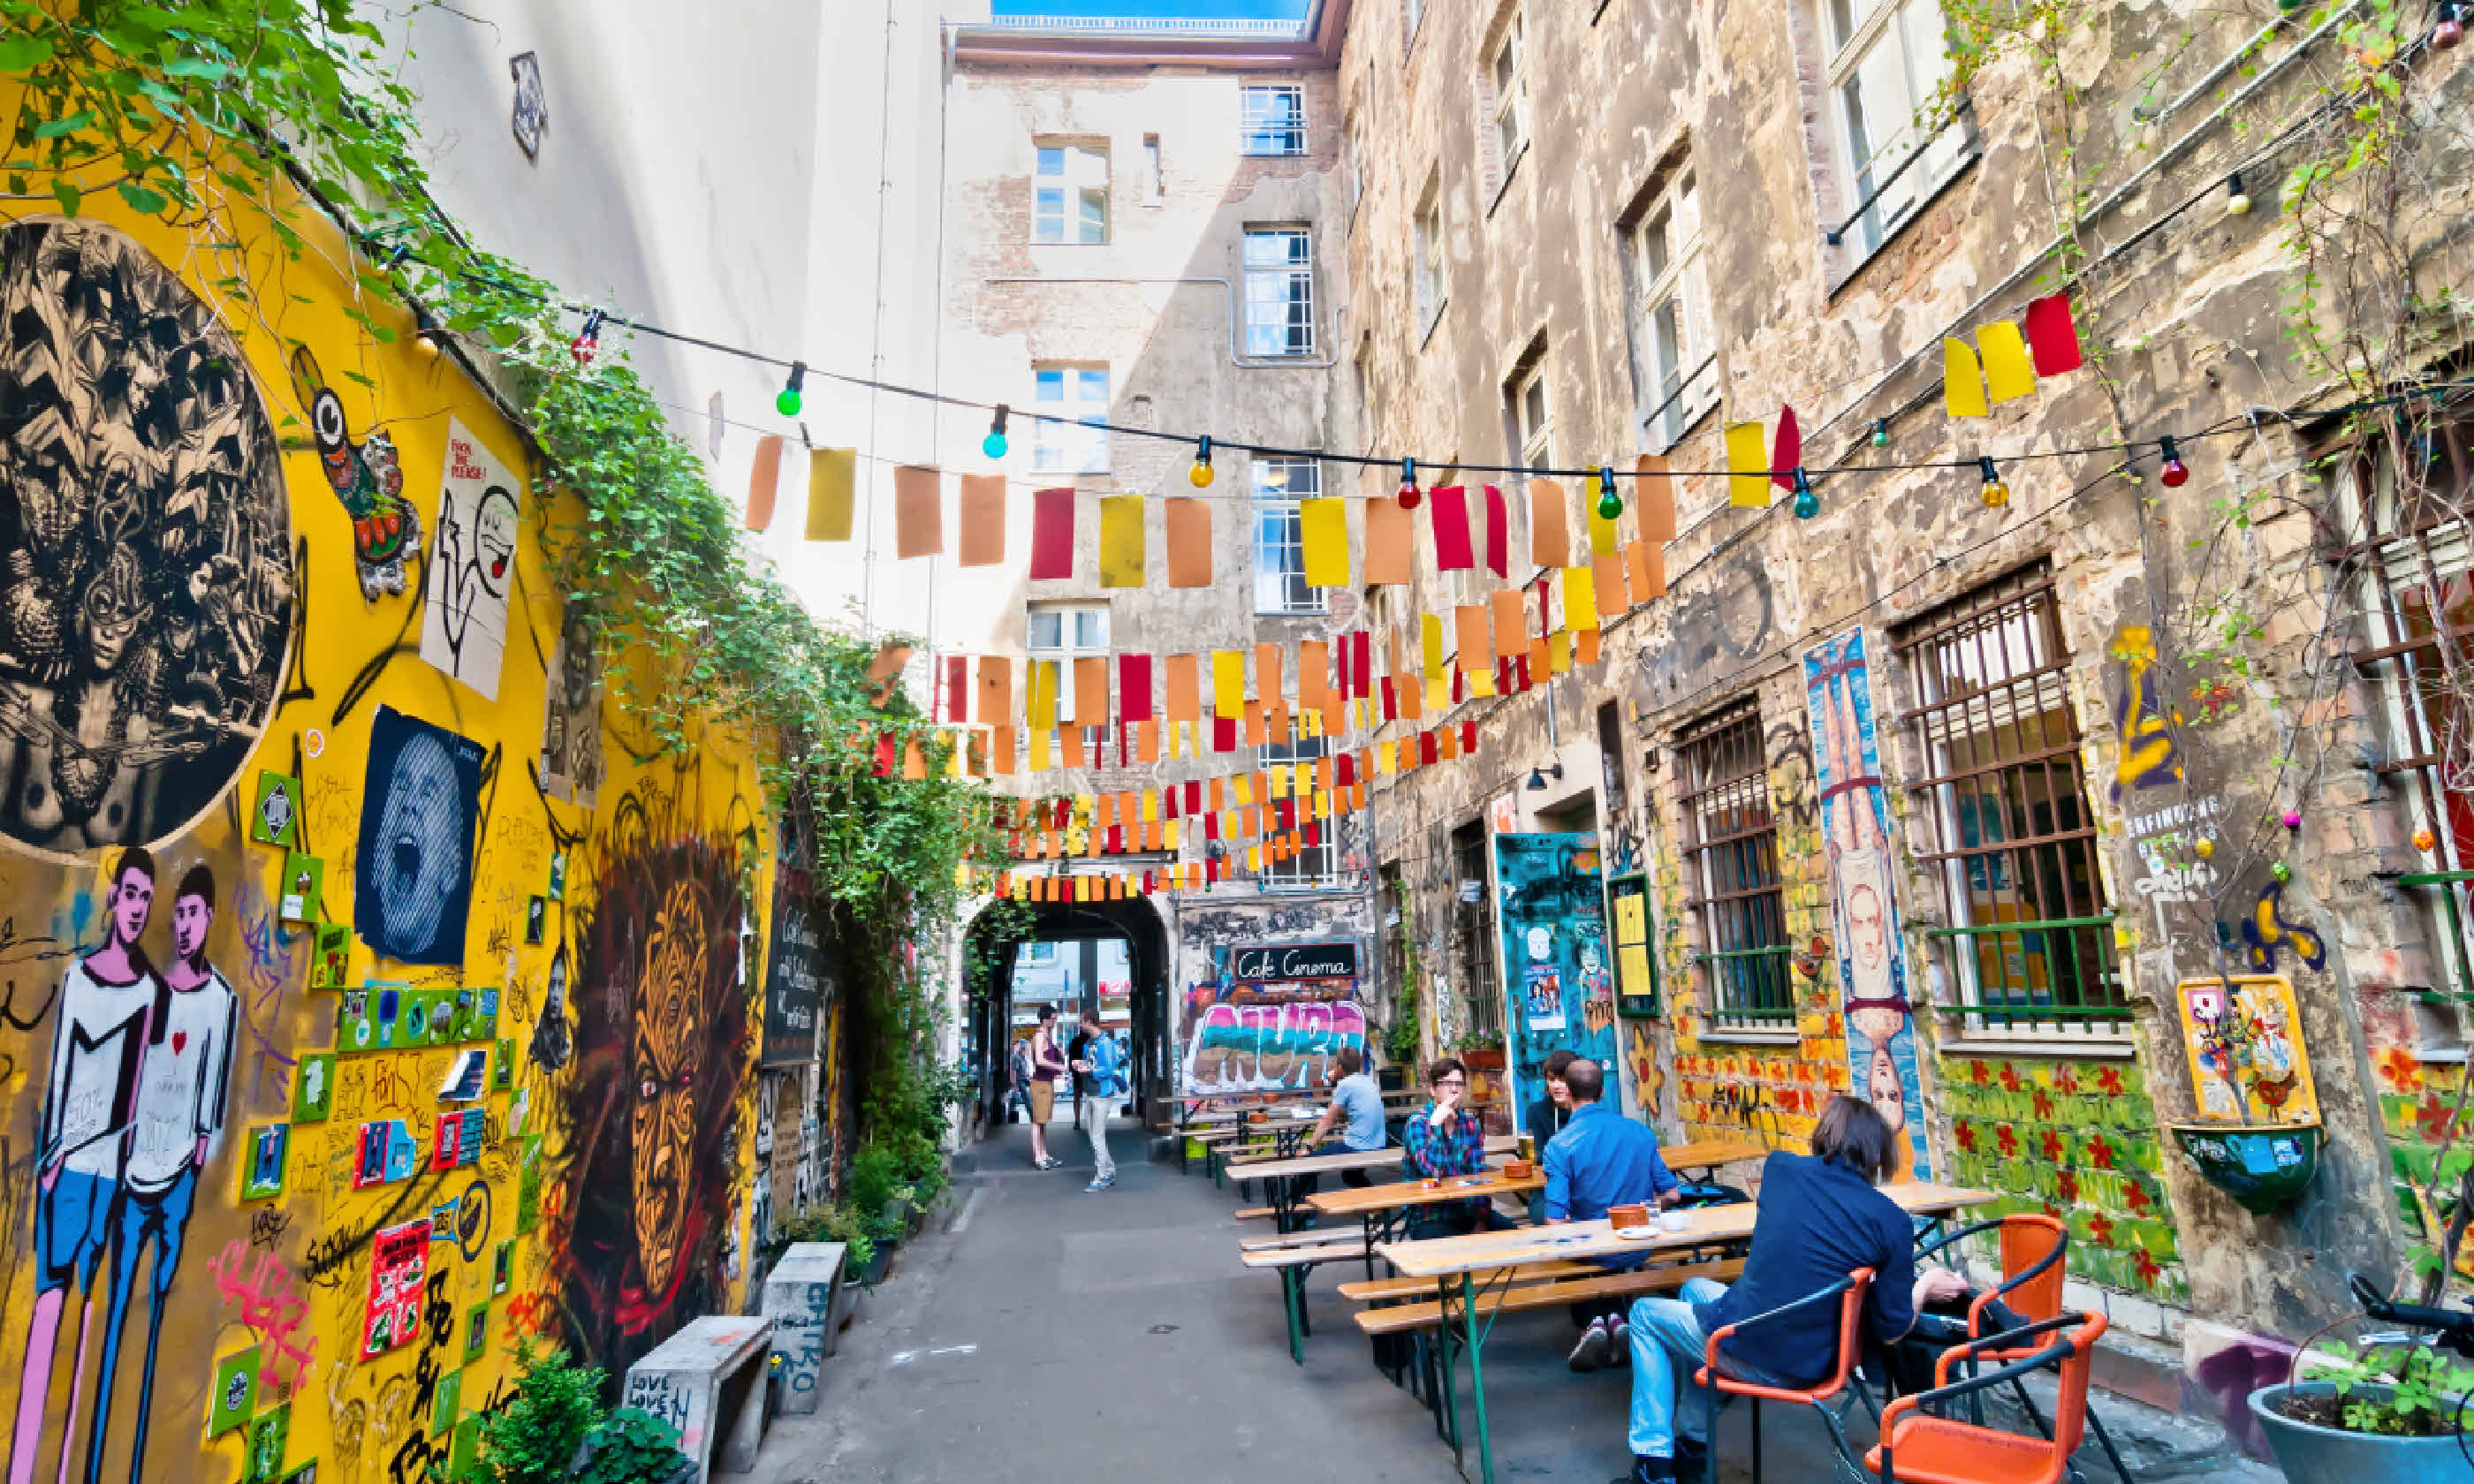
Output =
[{"x1": 1229, "y1": 941, "x2": 1360, "y2": 982}]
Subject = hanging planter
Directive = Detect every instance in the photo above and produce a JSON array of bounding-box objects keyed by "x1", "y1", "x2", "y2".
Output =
[{"x1": 2169, "y1": 1119, "x2": 2323, "y2": 1214}]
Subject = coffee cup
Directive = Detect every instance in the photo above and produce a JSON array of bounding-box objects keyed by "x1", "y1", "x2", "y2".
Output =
[{"x1": 1658, "y1": 1209, "x2": 1692, "y2": 1232}]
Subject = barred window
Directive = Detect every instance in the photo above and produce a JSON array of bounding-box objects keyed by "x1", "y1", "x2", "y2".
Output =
[
  {"x1": 1894, "y1": 563, "x2": 2125, "y2": 1036},
  {"x1": 1453, "y1": 821, "x2": 1504, "y2": 1041},
  {"x1": 1678, "y1": 702, "x2": 1792, "y2": 1029},
  {"x1": 1241, "y1": 85, "x2": 1307, "y2": 155}
]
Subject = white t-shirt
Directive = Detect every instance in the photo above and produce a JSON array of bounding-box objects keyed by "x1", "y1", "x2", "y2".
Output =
[
  {"x1": 125, "y1": 969, "x2": 238, "y2": 1192},
  {"x1": 44, "y1": 958, "x2": 153, "y2": 1179}
]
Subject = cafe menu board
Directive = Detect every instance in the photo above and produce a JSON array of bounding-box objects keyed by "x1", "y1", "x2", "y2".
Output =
[
  {"x1": 1607, "y1": 873, "x2": 1658, "y2": 1017},
  {"x1": 761, "y1": 869, "x2": 831, "y2": 1068}
]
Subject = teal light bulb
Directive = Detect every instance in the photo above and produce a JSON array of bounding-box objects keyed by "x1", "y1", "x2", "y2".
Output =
[
  {"x1": 1794, "y1": 489, "x2": 1819, "y2": 519},
  {"x1": 983, "y1": 431, "x2": 1008, "y2": 458}
]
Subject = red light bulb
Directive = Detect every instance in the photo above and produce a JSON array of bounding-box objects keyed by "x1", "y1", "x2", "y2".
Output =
[
  {"x1": 2158, "y1": 435, "x2": 2189, "y2": 488},
  {"x1": 1397, "y1": 481, "x2": 1423, "y2": 510}
]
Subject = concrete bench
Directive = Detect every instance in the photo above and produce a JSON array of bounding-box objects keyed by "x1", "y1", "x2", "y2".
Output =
[
  {"x1": 762, "y1": 1243, "x2": 847, "y2": 1416},
  {"x1": 622, "y1": 1315, "x2": 776, "y2": 1484}
]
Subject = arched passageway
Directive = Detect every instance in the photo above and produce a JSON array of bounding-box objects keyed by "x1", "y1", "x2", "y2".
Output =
[{"x1": 963, "y1": 896, "x2": 1172, "y2": 1134}]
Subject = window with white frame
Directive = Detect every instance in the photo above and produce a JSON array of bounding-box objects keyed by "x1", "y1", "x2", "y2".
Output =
[
  {"x1": 1252, "y1": 458, "x2": 1327, "y2": 615},
  {"x1": 1027, "y1": 602, "x2": 1110, "y2": 724},
  {"x1": 1634, "y1": 168, "x2": 1719, "y2": 450},
  {"x1": 1242, "y1": 228, "x2": 1316, "y2": 357},
  {"x1": 1414, "y1": 180, "x2": 1445, "y2": 328},
  {"x1": 1489, "y1": 14, "x2": 1528, "y2": 184},
  {"x1": 1822, "y1": 0, "x2": 1966, "y2": 255},
  {"x1": 1241, "y1": 85, "x2": 1306, "y2": 155},
  {"x1": 1512, "y1": 362, "x2": 1552, "y2": 472},
  {"x1": 1257, "y1": 735, "x2": 1336, "y2": 889},
  {"x1": 1030, "y1": 364, "x2": 1110, "y2": 473},
  {"x1": 1033, "y1": 143, "x2": 1110, "y2": 244}
]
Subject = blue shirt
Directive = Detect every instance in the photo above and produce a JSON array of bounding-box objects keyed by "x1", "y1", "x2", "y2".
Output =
[
  {"x1": 1542, "y1": 1102, "x2": 1677, "y2": 1221},
  {"x1": 1696, "y1": 1151, "x2": 1918, "y2": 1388},
  {"x1": 1330, "y1": 1072, "x2": 1386, "y2": 1151},
  {"x1": 1086, "y1": 1035, "x2": 1125, "y2": 1097}
]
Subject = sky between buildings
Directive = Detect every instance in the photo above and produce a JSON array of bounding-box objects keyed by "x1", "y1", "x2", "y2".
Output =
[{"x1": 992, "y1": 0, "x2": 1312, "y2": 18}]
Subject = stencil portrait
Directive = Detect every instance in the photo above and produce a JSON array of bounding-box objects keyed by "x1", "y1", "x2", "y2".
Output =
[
  {"x1": 356, "y1": 705, "x2": 483, "y2": 964},
  {"x1": 0, "y1": 216, "x2": 293, "y2": 856}
]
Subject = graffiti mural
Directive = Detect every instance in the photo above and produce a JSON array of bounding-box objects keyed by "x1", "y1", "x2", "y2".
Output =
[
  {"x1": 2108, "y1": 625, "x2": 2185, "y2": 800},
  {"x1": 550, "y1": 784, "x2": 753, "y2": 1380},
  {"x1": 1493, "y1": 833, "x2": 1615, "y2": 1129},
  {"x1": 0, "y1": 218, "x2": 294, "y2": 857},
  {"x1": 1180, "y1": 943, "x2": 1362, "y2": 1094},
  {"x1": 1804, "y1": 629, "x2": 1929, "y2": 1180}
]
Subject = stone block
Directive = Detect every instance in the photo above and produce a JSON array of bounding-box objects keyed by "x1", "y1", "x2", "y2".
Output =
[
  {"x1": 622, "y1": 1314, "x2": 776, "y2": 1484},
  {"x1": 762, "y1": 1242, "x2": 846, "y2": 1415},
  {"x1": 2110, "y1": 1291, "x2": 2167, "y2": 1339}
]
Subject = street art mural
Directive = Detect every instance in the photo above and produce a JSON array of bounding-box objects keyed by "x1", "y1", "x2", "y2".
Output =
[
  {"x1": 1180, "y1": 943, "x2": 1364, "y2": 1094},
  {"x1": 1493, "y1": 833, "x2": 1615, "y2": 1129},
  {"x1": 1804, "y1": 630, "x2": 1930, "y2": 1181},
  {"x1": 0, "y1": 170, "x2": 779, "y2": 1484},
  {"x1": 0, "y1": 216, "x2": 294, "y2": 859}
]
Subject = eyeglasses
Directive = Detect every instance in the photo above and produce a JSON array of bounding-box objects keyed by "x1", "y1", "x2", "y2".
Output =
[{"x1": 1431, "y1": 1078, "x2": 1467, "y2": 1088}]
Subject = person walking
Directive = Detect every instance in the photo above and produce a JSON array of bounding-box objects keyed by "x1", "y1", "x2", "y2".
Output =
[
  {"x1": 1027, "y1": 1005, "x2": 1067, "y2": 1170},
  {"x1": 1066, "y1": 1015, "x2": 1094, "y2": 1132},
  {"x1": 1071, "y1": 1008, "x2": 1125, "y2": 1190}
]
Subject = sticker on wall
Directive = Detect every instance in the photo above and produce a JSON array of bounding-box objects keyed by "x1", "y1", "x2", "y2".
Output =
[
  {"x1": 455, "y1": 1180, "x2": 492, "y2": 1261},
  {"x1": 431, "y1": 1369, "x2": 461, "y2": 1438},
  {"x1": 513, "y1": 1135, "x2": 543, "y2": 1235},
  {"x1": 1804, "y1": 628, "x2": 1931, "y2": 1182},
  {"x1": 548, "y1": 852, "x2": 568, "y2": 900},
  {"x1": 494, "y1": 1038, "x2": 515, "y2": 1090},
  {"x1": 355, "y1": 706, "x2": 484, "y2": 965},
  {"x1": 353, "y1": 1119, "x2": 420, "y2": 1188},
  {"x1": 251, "y1": 771, "x2": 301, "y2": 848},
  {"x1": 278, "y1": 852, "x2": 323, "y2": 923},
  {"x1": 244, "y1": 1399, "x2": 290, "y2": 1483},
  {"x1": 279, "y1": 1460, "x2": 318, "y2": 1484},
  {"x1": 492, "y1": 1241, "x2": 514, "y2": 1296},
  {"x1": 526, "y1": 896, "x2": 546, "y2": 945},
  {"x1": 0, "y1": 217, "x2": 296, "y2": 858},
  {"x1": 437, "y1": 1048, "x2": 489, "y2": 1102},
  {"x1": 309, "y1": 924, "x2": 353, "y2": 988},
  {"x1": 462, "y1": 1306, "x2": 489, "y2": 1365},
  {"x1": 292, "y1": 1054, "x2": 334, "y2": 1123},
  {"x1": 541, "y1": 610, "x2": 605, "y2": 807},
  {"x1": 430, "y1": 1107, "x2": 486, "y2": 1171},
  {"x1": 207, "y1": 1345, "x2": 259, "y2": 1436},
  {"x1": 239, "y1": 1124, "x2": 289, "y2": 1200},
  {"x1": 360, "y1": 1218, "x2": 429, "y2": 1360},
  {"x1": 418, "y1": 417, "x2": 521, "y2": 700},
  {"x1": 1607, "y1": 874, "x2": 1658, "y2": 1018},
  {"x1": 1521, "y1": 929, "x2": 1567, "y2": 1032},
  {"x1": 2176, "y1": 973, "x2": 2319, "y2": 1124},
  {"x1": 290, "y1": 344, "x2": 421, "y2": 601}
]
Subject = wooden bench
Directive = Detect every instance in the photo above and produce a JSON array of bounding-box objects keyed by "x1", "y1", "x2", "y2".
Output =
[
  {"x1": 1240, "y1": 1229, "x2": 1376, "y2": 1364},
  {"x1": 1352, "y1": 1256, "x2": 1747, "y2": 1336},
  {"x1": 1241, "y1": 1225, "x2": 1366, "y2": 1254},
  {"x1": 1234, "y1": 1205, "x2": 1277, "y2": 1222},
  {"x1": 1335, "y1": 1261, "x2": 1600, "y2": 1304}
]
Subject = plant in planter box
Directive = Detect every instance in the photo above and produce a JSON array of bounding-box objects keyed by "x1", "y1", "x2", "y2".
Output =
[
  {"x1": 817, "y1": 1200, "x2": 878, "y2": 1276},
  {"x1": 571, "y1": 1407, "x2": 690, "y2": 1484},
  {"x1": 2253, "y1": 1324, "x2": 2474, "y2": 1480}
]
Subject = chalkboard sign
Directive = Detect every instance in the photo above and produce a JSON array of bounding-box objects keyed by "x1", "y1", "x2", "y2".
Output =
[
  {"x1": 1607, "y1": 873, "x2": 1659, "y2": 1017},
  {"x1": 1228, "y1": 941, "x2": 1359, "y2": 983},
  {"x1": 761, "y1": 869, "x2": 829, "y2": 1067}
]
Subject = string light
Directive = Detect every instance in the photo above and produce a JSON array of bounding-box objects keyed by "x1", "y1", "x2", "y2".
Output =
[
  {"x1": 1978, "y1": 455, "x2": 2010, "y2": 509},
  {"x1": 412, "y1": 305, "x2": 442, "y2": 354},
  {"x1": 983, "y1": 404, "x2": 1009, "y2": 459},
  {"x1": 1188, "y1": 435, "x2": 1214, "y2": 488},
  {"x1": 2439, "y1": 0, "x2": 2464, "y2": 49},
  {"x1": 1871, "y1": 419, "x2": 1890, "y2": 448},
  {"x1": 2159, "y1": 435, "x2": 2189, "y2": 488},
  {"x1": 2226, "y1": 174, "x2": 2251, "y2": 216},
  {"x1": 777, "y1": 360, "x2": 807, "y2": 417},
  {"x1": 1397, "y1": 456, "x2": 1422, "y2": 511},
  {"x1": 1792, "y1": 468, "x2": 1819, "y2": 520},
  {"x1": 1596, "y1": 466, "x2": 1622, "y2": 521},
  {"x1": 570, "y1": 307, "x2": 604, "y2": 365}
]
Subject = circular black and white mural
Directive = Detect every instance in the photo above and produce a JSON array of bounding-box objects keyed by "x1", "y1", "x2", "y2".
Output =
[{"x1": 0, "y1": 216, "x2": 293, "y2": 857}]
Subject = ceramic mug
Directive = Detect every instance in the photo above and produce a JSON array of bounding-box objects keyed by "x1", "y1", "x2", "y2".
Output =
[{"x1": 1607, "y1": 1203, "x2": 1651, "y2": 1231}]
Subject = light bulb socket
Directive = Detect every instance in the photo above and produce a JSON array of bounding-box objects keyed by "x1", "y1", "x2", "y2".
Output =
[
  {"x1": 1792, "y1": 468, "x2": 1818, "y2": 519},
  {"x1": 1189, "y1": 435, "x2": 1214, "y2": 487},
  {"x1": 1596, "y1": 466, "x2": 1622, "y2": 520},
  {"x1": 412, "y1": 305, "x2": 442, "y2": 349},
  {"x1": 2226, "y1": 174, "x2": 2251, "y2": 216}
]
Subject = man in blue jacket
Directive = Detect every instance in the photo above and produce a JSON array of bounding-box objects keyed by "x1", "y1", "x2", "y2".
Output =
[
  {"x1": 1544, "y1": 1058, "x2": 1678, "y2": 1371},
  {"x1": 1071, "y1": 1008, "x2": 1126, "y2": 1191}
]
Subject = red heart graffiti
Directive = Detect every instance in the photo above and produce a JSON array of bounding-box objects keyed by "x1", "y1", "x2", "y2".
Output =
[{"x1": 171, "y1": 1031, "x2": 187, "y2": 1054}]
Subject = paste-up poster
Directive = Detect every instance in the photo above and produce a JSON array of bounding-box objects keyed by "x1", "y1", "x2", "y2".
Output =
[
  {"x1": 419, "y1": 416, "x2": 521, "y2": 700},
  {"x1": 1804, "y1": 628, "x2": 1931, "y2": 1181},
  {"x1": 540, "y1": 609, "x2": 604, "y2": 806},
  {"x1": 1495, "y1": 833, "x2": 1615, "y2": 1131},
  {"x1": 360, "y1": 1217, "x2": 429, "y2": 1359},
  {"x1": 355, "y1": 707, "x2": 483, "y2": 965}
]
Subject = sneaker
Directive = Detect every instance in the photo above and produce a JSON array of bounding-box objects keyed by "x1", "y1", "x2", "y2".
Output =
[
  {"x1": 1036, "y1": 1156, "x2": 1061, "y2": 1170},
  {"x1": 1609, "y1": 1317, "x2": 1632, "y2": 1366},
  {"x1": 1673, "y1": 1439, "x2": 1710, "y2": 1484},
  {"x1": 1620, "y1": 1456, "x2": 1677, "y2": 1483},
  {"x1": 1085, "y1": 1177, "x2": 1110, "y2": 1192},
  {"x1": 1568, "y1": 1317, "x2": 1613, "y2": 1372}
]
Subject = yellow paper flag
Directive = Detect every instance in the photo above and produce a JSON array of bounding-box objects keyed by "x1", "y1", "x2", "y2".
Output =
[
  {"x1": 1549, "y1": 632, "x2": 1572, "y2": 674},
  {"x1": 1028, "y1": 660, "x2": 1058, "y2": 730},
  {"x1": 1564, "y1": 565, "x2": 1599, "y2": 632},
  {"x1": 1213, "y1": 650, "x2": 1246, "y2": 718},
  {"x1": 1422, "y1": 614, "x2": 1446, "y2": 680},
  {"x1": 1098, "y1": 495, "x2": 1146, "y2": 587},
  {"x1": 1028, "y1": 728, "x2": 1052, "y2": 771},
  {"x1": 806, "y1": 446, "x2": 857, "y2": 541},
  {"x1": 1300, "y1": 497, "x2": 1349, "y2": 587},
  {"x1": 1945, "y1": 338, "x2": 1990, "y2": 417},
  {"x1": 1589, "y1": 502, "x2": 1620, "y2": 557},
  {"x1": 1978, "y1": 322, "x2": 2037, "y2": 404},
  {"x1": 1726, "y1": 421, "x2": 1772, "y2": 508}
]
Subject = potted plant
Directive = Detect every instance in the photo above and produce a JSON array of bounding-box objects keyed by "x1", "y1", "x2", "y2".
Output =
[
  {"x1": 2250, "y1": 1333, "x2": 2474, "y2": 1480},
  {"x1": 1456, "y1": 1029, "x2": 1506, "y2": 1071}
]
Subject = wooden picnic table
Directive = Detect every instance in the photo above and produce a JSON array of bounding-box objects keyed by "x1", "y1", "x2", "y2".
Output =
[
  {"x1": 1247, "y1": 1138, "x2": 1522, "y2": 1231},
  {"x1": 1374, "y1": 1182, "x2": 2000, "y2": 1484}
]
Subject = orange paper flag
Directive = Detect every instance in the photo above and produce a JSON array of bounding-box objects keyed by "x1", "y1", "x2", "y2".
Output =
[
  {"x1": 958, "y1": 474, "x2": 1006, "y2": 567},
  {"x1": 1165, "y1": 498, "x2": 1213, "y2": 587},
  {"x1": 1634, "y1": 454, "x2": 1677, "y2": 541},
  {"x1": 1628, "y1": 540, "x2": 1666, "y2": 600},
  {"x1": 1256, "y1": 641, "x2": 1284, "y2": 704},
  {"x1": 1455, "y1": 605, "x2": 1493, "y2": 672},
  {"x1": 1576, "y1": 630, "x2": 1600, "y2": 665},
  {"x1": 1593, "y1": 552, "x2": 1628, "y2": 617},
  {"x1": 747, "y1": 434, "x2": 784, "y2": 530},
  {"x1": 894, "y1": 465, "x2": 943, "y2": 557},
  {"x1": 976, "y1": 655, "x2": 1013, "y2": 726},
  {"x1": 1363, "y1": 498, "x2": 1413, "y2": 585},
  {"x1": 992, "y1": 724, "x2": 1016, "y2": 776},
  {"x1": 1074, "y1": 656, "x2": 1109, "y2": 726},
  {"x1": 1529, "y1": 478, "x2": 1570, "y2": 566},
  {"x1": 1298, "y1": 640, "x2": 1329, "y2": 709},
  {"x1": 1165, "y1": 654, "x2": 1200, "y2": 722},
  {"x1": 1491, "y1": 587, "x2": 1529, "y2": 656}
]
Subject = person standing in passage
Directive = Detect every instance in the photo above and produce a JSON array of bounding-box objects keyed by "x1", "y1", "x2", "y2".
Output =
[
  {"x1": 1027, "y1": 1004, "x2": 1067, "y2": 1170},
  {"x1": 1066, "y1": 1015, "x2": 1093, "y2": 1132},
  {"x1": 1072, "y1": 1008, "x2": 1125, "y2": 1191},
  {"x1": 1546, "y1": 1059, "x2": 1680, "y2": 1372}
]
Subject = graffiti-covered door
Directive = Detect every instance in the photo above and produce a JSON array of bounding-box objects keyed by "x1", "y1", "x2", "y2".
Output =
[{"x1": 1495, "y1": 835, "x2": 1616, "y2": 1132}]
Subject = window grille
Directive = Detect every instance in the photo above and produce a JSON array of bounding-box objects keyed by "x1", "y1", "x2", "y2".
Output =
[{"x1": 1678, "y1": 702, "x2": 1793, "y2": 1027}]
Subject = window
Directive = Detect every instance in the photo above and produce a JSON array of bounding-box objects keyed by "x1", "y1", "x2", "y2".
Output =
[
  {"x1": 1252, "y1": 458, "x2": 1326, "y2": 615},
  {"x1": 1257, "y1": 736, "x2": 1336, "y2": 889},
  {"x1": 1242, "y1": 228, "x2": 1316, "y2": 357},
  {"x1": 1894, "y1": 564, "x2": 2124, "y2": 1036},
  {"x1": 1142, "y1": 134, "x2": 1164, "y2": 206},
  {"x1": 1241, "y1": 85, "x2": 1306, "y2": 155},
  {"x1": 1033, "y1": 143, "x2": 1109, "y2": 244},
  {"x1": 1489, "y1": 14, "x2": 1528, "y2": 184},
  {"x1": 1821, "y1": 0, "x2": 1966, "y2": 255},
  {"x1": 1633, "y1": 168, "x2": 1719, "y2": 450},
  {"x1": 1453, "y1": 821, "x2": 1504, "y2": 1041},
  {"x1": 1031, "y1": 364, "x2": 1110, "y2": 473},
  {"x1": 1414, "y1": 180, "x2": 1445, "y2": 329},
  {"x1": 1512, "y1": 361, "x2": 1552, "y2": 473},
  {"x1": 1678, "y1": 703, "x2": 1793, "y2": 1030},
  {"x1": 2333, "y1": 423, "x2": 2474, "y2": 1014},
  {"x1": 1027, "y1": 602, "x2": 1109, "y2": 724}
]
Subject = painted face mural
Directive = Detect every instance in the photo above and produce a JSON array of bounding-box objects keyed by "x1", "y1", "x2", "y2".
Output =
[
  {"x1": 631, "y1": 880, "x2": 706, "y2": 1296},
  {"x1": 0, "y1": 218, "x2": 293, "y2": 856},
  {"x1": 354, "y1": 706, "x2": 483, "y2": 965}
]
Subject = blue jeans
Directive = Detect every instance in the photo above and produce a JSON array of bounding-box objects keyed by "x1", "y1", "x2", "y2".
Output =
[{"x1": 1625, "y1": 1278, "x2": 1792, "y2": 1458}]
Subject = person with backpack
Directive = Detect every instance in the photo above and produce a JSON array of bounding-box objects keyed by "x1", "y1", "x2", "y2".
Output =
[{"x1": 1071, "y1": 1007, "x2": 1126, "y2": 1190}]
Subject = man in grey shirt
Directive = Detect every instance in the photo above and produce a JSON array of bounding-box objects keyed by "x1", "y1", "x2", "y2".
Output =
[{"x1": 1295, "y1": 1047, "x2": 1385, "y2": 1204}]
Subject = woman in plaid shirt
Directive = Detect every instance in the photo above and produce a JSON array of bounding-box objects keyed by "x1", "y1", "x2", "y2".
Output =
[{"x1": 1400, "y1": 1057, "x2": 1501, "y2": 1238}]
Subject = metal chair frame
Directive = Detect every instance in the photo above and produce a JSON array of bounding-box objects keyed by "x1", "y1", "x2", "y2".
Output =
[
  {"x1": 1875, "y1": 1313, "x2": 2104, "y2": 1484},
  {"x1": 1694, "y1": 1267, "x2": 1884, "y2": 1484}
]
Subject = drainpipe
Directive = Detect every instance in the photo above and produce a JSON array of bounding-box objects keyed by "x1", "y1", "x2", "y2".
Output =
[{"x1": 981, "y1": 276, "x2": 1341, "y2": 369}]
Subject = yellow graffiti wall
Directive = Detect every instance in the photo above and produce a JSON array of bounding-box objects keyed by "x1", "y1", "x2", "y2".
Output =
[{"x1": 0, "y1": 152, "x2": 776, "y2": 1484}]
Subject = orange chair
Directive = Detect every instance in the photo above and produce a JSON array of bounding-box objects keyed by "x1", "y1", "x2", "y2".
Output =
[
  {"x1": 1866, "y1": 1311, "x2": 2107, "y2": 1484},
  {"x1": 1694, "y1": 1267, "x2": 1878, "y2": 1483},
  {"x1": 1913, "y1": 1215, "x2": 2132, "y2": 1480}
]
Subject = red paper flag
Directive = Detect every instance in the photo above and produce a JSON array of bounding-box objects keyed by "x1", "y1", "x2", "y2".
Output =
[
  {"x1": 1771, "y1": 405, "x2": 1802, "y2": 490},
  {"x1": 1213, "y1": 716, "x2": 1237, "y2": 752},
  {"x1": 1184, "y1": 780, "x2": 1201, "y2": 814},
  {"x1": 2024, "y1": 294, "x2": 2083, "y2": 375},
  {"x1": 1029, "y1": 487, "x2": 1075, "y2": 580},
  {"x1": 1380, "y1": 675, "x2": 1398, "y2": 720},
  {"x1": 1419, "y1": 731, "x2": 1438, "y2": 766},
  {"x1": 1484, "y1": 484, "x2": 1508, "y2": 579},
  {"x1": 1461, "y1": 719, "x2": 1477, "y2": 753},
  {"x1": 1119, "y1": 654, "x2": 1154, "y2": 723},
  {"x1": 1337, "y1": 752, "x2": 1356, "y2": 787},
  {"x1": 1430, "y1": 485, "x2": 1475, "y2": 572},
  {"x1": 942, "y1": 655, "x2": 967, "y2": 723},
  {"x1": 1349, "y1": 631, "x2": 1372, "y2": 698}
]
